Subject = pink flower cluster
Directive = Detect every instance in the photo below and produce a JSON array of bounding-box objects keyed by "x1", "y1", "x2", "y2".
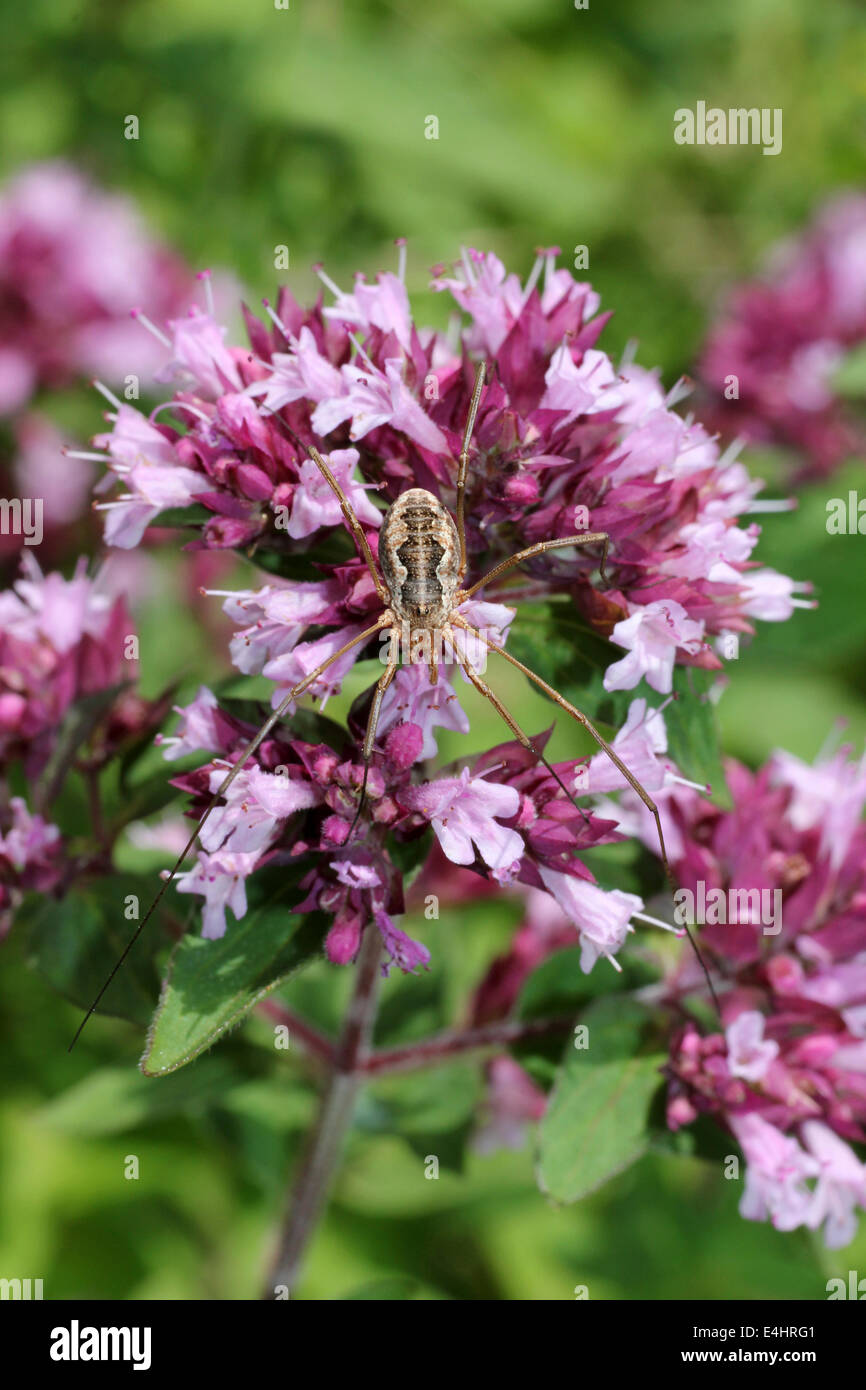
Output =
[
  {"x1": 0, "y1": 161, "x2": 192, "y2": 415},
  {"x1": 160, "y1": 685, "x2": 675, "y2": 975},
  {"x1": 655, "y1": 742, "x2": 866, "y2": 1247},
  {"x1": 0, "y1": 554, "x2": 134, "y2": 775},
  {"x1": 0, "y1": 554, "x2": 166, "y2": 934},
  {"x1": 0, "y1": 796, "x2": 63, "y2": 936},
  {"x1": 92, "y1": 245, "x2": 807, "y2": 699},
  {"x1": 699, "y1": 194, "x2": 866, "y2": 479}
]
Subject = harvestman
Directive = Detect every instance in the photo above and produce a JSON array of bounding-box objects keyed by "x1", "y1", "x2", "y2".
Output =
[{"x1": 70, "y1": 363, "x2": 716, "y2": 1048}]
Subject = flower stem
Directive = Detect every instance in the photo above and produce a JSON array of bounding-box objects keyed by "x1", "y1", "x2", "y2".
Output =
[
  {"x1": 257, "y1": 997, "x2": 335, "y2": 1069},
  {"x1": 361, "y1": 1015, "x2": 574, "y2": 1075},
  {"x1": 261, "y1": 924, "x2": 382, "y2": 1299}
]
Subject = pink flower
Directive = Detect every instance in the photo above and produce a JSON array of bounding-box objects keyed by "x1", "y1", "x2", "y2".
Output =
[
  {"x1": 320, "y1": 267, "x2": 413, "y2": 349},
  {"x1": 770, "y1": 745, "x2": 866, "y2": 871},
  {"x1": 287, "y1": 448, "x2": 382, "y2": 538},
  {"x1": 199, "y1": 764, "x2": 322, "y2": 854},
  {"x1": 698, "y1": 194, "x2": 866, "y2": 480},
  {"x1": 738, "y1": 570, "x2": 815, "y2": 622},
  {"x1": 539, "y1": 345, "x2": 614, "y2": 422},
  {"x1": 431, "y1": 249, "x2": 526, "y2": 355},
  {"x1": 0, "y1": 797, "x2": 60, "y2": 872},
  {"x1": 475, "y1": 1056, "x2": 547, "y2": 1154},
  {"x1": 373, "y1": 908, "x2": 431, "y2": 975},
  {"x1": 157, "y1": 687, "x2": 222, "y2": 762},
  {"x1": 94, "y1": 404, "x2": 206, "y2": 548},
  {"x1": 7, "y1": 553, "x2": 113, "y2": 654},
  {"x1": 537, "y1": 866, "x2": 644, "y2": 973},
  {"x1": 155, "y1": 306, "x2": 241, "y2": 397},
  {"x1": 247, "y1": 325, "x2": 343, "y2": 413},
  {"x1": 402, "y1": 768, "x2": 523, "y2": 875},
  {"x1": 377, "y1": 664, "x2": 470, "y2": 760},
  {"x1": 725, "y1": 1011, "x2": 779, "y2": 1083},
  {"x1": 0, "y1": 161, "x2": 193, "y2": 409},
  {"x1": 585, "y1": 698, "x2": 669, "y2": 794},
  {"x1": 216, "y1": 579, "x2": 338, "y2": 676},
  {"x1": 802, "y1": 1120, "x2": 866, "y2": 1248},
  {"x1": 175, "y1": 848, "x2": 259, "y2": 939},
  {"x1": 312, "y1": 360, "x2": 448, "y2": 455},
  {"x1": 729, "y1": 1113, "x2": 819, "y2": 1233},
  {"x1": 605, "y1": 600, "x2": 706, "y2": 694},
  {"x1": 263, "y1": 623, "x2": 371, "y2": 710}
]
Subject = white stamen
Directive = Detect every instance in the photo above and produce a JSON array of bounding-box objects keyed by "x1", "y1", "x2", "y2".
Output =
[
  {"x1": 619, "y1": 338, "x2": 639, "y2": 370},
  {"x1": 314, "y1": 265, "x2": 345, "y2": 301},
  {"x1": 262, "y1": 299, "x2": 295, "y2": 345},
  {"x1": 632, "y1": 909, "x2": 684, "y2": 937},
  {"x1": 460, "y1": 246, "x2": 477, "y2": 288},
  {"x1": 131, "y1": 309, "x2": 171, "y2": 347},
  {"x1": 746, "y1": 497, "x2": 797, "y2": 513},
  {"x1": 665, "y1": 772, "x2": 711, "y2": 794},
  {"x1": 150, "y1": 399, "x2": 212, "y2": 425},
  {"x1": 347, "y1": 331, "x2": 375, "y2": 370},
  {"x1": 666, "y1": 377, "x2": 693, "y2": 409},
  {"x1": 197, "y1": 269, "x2": 215, "y2": 317},
  {"x1": 395, "y1": 238, "x2": 407, "y2": 283},
  {"x1": 92, "y1": 379, "x2": 123, "y2": 410},
  {"x1": 64, "y1": 449, "x2": 109, "y2": 462},
  {"x1": 717, "y1": 438, "x2": 745, "y2": 469},
  {"x1": 521, "y1": 251, "x2": 544, "y2": 307}
]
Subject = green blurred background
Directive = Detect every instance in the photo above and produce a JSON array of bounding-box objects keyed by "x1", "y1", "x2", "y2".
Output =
[{"x1": 1, "y1": 0, "x2": 865, "y2": 1300}]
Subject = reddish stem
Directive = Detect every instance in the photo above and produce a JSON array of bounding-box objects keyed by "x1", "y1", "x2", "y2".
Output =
[{"x1": 361, "y1": 1015, "x2": 574, "y2": 1075}]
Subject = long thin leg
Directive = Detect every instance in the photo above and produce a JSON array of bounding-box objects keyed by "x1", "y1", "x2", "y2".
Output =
[
  {"x1": 305, "y1": 444, "x2": 391, "y2": 605},
  {"x1": 452, "y1": 615, "x2": 720, "y2": 1011},
  {"x1": 69, "y1": 612, "x2": 393, "y2": 1050},
  {"x1": 461, "y1": 532, "x2": 610, "y2": 600},
  {"x1": 445, "y1": 629, "x2": 593, "y2": 825},
  {"x1": 348, "y1": 645, "x2": 398, "y2": 840},
  {"x1": 267, "y1": 411, "x2": 390, "y2": 605},
  {"x1": 456, "y1": 362, "x2": 488, "y2": 582}
]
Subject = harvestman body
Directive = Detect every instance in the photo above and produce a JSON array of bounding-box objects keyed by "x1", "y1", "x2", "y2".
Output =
[{"x1": 69, "y1": 363, "x2": 717, "y2": 1048}]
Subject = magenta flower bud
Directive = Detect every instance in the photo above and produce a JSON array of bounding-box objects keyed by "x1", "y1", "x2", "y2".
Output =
[
  {"x1": 321, "y1": 814, "x2": 350, "y2": 847},
  {"x1": 371, "y1": 796, "x2": 399, "y2": 824},
  {"x1": 0, "y1": 692, "x2": 26, "y2": 731},
  {"x1": 325, "y1": 913, "x2": 363, "y2": 965},
  {"x1": 502, "y1": 473, "x2": 539, "y2": 506},
  {"x1": 384, "y1": 721, "x2": 423, "y2": 770},
  {"x1": 202, "y1": 515, "x2": 262, "y2": 549},
  {"x1": 234, "y1": 462, "x2": 274, "y2": 501},
  {"x1": 311, "y1": 752, "x2": 339, "y2": 785},
  {"x1": 667, "y1": 1096, "x2": 698, "y2": 1129}
]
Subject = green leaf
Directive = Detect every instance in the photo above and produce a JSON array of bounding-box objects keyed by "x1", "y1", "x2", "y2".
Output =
[
  {"x1": 36, "y1": 683, "x2": 129, "y2": 809},
  {"x1": 247, "y1": 529, "x2": 359, "y2": 579},
  {"x1": 38, "y1": 1060, "x2": 235, "y2": 1135},
  {"x1": 360, "y1": 1062, "x2": 481, "y2": 1173},
  {"x1": 537, "y1": 997, "x2": 664, "y2": 1203},
  {"x1": 23, "y1": 876, "x2": 165, "y2": 1027},
  {"x1": 517, "y1": 945, "x2": 653, "y2": 1023},
  {"x1": 141, "y1": 902, "x2": 326, "y2": 1076},
  {"x1": 217, "y1": 695, "x2": 347, "y2": 751},
  {"x1": 150, "y1": 504, "x2": 213, "y2": 528},
  {"x1": 666, "y1": 666, "x2": 730, "y2": 806}
]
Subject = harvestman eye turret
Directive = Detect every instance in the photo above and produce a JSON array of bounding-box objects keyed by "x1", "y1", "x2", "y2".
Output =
[{"x1": 69, "y1": 362, "x2": 717, "y2": 1049}]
